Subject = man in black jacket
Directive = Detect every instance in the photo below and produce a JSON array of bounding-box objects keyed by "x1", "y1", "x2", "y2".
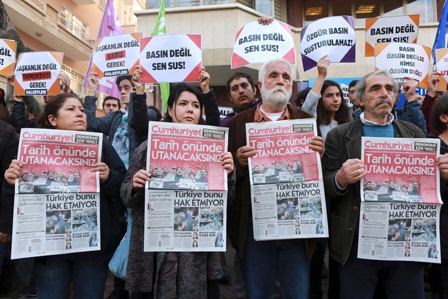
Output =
[{"x1": 323, "y1": 70, "x2": 446, "y2": 298}]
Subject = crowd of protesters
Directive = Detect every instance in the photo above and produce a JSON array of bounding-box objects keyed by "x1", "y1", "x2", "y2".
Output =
[{"x1": 3, "y1": 17, "x2": 448, "y2": 299}]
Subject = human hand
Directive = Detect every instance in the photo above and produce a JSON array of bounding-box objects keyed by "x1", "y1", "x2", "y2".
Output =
[
  {"x1": 221, "y1": 152, "x2": 234, "y2": 174},
  {"x1": 87, "y1": 69, "x2": 99, "y2": 96},
  {"x1": 58, "y1": 73, "x2": 72, "y2": 94},
  {"x1": 317, "y1": 55, "x2": 330, "y2": 78},
  {"x1": 5, "y1": 159, "x2": 22, "y2": 185},
  {"x1": 199, "y1": 67, "x2": 210, "y2": 94},
  {"x1": 132, "y1": 66, "x2": 145, "y2": 94},
  {"x1": 92, "y1": 162, "x2": 109, "y2": 183},
  {"x1": 437, "y1": 154, "x2": 448, "y2": 182},
  {"x1": 236, "y1": 146, "x2": 257, "y2": 168},
  {"x1": 6, "y1": 72, "x2": 15, "y2": 87},
  {"x1": 335, "y1": 158, "x2": 367, "y2": 188},
  {"x1": 258, "y1": 16, "x2": 274, "y2": 25},
  {"x1": 403, "y1": 76, "x2": 418, "y2": 101},
  {"x1": 309, "y1": 136, "x2": 325, "y2": 158},
  {"x1": 0, "y1": 233, "x2": 11, "y2": 244},
  {"x1": 133, "y1": 169, "x2": 151, "y2": 192},
  {"x1": 427, "y1": 71, "x2": 439, "y2": 97}
]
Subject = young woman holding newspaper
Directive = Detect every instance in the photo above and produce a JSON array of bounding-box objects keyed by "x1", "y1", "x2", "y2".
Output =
[
  {"x1": 120, "y1": 81, "x2": 234, "y2": 299},
  {"x1": 4, "y1": 93, "x2": 126, "y2": 299}
]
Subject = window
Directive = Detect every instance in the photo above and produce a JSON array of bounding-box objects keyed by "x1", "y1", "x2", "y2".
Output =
[
  {"x1": 123, "y1": 0, "x2": 136, "y2": 25},
  {"x1": 305, "y1": 0, "x2": 328, "y2": 25},
  {"x1": 407, "y1": 0, "x2": 435, "y2": 23},
  {"x1": 256, "y1": 0, "x2": 273, "y2": 16},
  {"x1": 355, "y1": 0, "x2": 379, "y2": 26},
  {"x1": 147, "y1": 0, "x2": 174, "y2": 9},
  {"x1": 60, "y1": 6, "x2": 90, "y2": 43},
  {"x1": 303, "y1": 0, "x2": 434, "y2": 27}
]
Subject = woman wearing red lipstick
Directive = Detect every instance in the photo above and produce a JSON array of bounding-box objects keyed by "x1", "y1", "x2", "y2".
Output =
[{"x1": 4, "y1": 93, "x2": 126, "y2": 299}]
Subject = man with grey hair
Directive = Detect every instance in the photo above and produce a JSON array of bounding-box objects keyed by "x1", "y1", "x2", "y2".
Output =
[
  {"x1": 227, "y1": 58, "x2": 324, "y2": 298},
  {"x1": 323, "y1": 70, "x2": 432, "y2": 298}
]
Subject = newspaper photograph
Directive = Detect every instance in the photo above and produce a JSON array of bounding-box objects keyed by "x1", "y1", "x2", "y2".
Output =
[
  {"x1": 361, "y1": 137, "x2": 442, "y2": 204},
  {"x1": 358, "y1": 202, "x2": 441, "y2": 263},
  {"x1": 11, "y1": 129, "x2": 102, "y2": 259},
  {"x1": 246, "y1": 119, "x2": 328, "y2": 240},
  {"x1": 144, "y1": 122, "x2": 228, "y2": 252}
]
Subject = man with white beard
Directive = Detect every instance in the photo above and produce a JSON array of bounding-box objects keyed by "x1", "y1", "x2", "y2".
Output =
[{"x1": 227, "y1": 58, "x2": 325, "y2": 298}]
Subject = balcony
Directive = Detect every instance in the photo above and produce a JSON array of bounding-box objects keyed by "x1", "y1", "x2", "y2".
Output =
[
  {"x1": 3, "y1": 0, "x2": 94, "y2": 61},
  {"x1": 58, "y1": 14, "x2": 94, "y2": 47}
]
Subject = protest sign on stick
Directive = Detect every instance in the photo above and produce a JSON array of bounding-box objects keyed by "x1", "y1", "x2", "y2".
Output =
[
  {"x1": 0, "y1": 38, "x2": 16, "y2": 76},
  {"x1": 144, "y1": 122, "x2": 228, "y2": 252},
  {"x1": 14, "y1": 52, "x2": 64, "y2": 96},
  {"x1": 375, "y1": 43, "x2": 430, "y2": 89},
  {"x1": 436, "y1": 48, "x2": 448, "y2": 91},
  {"x1": 91, "y1": 33, "x2": 142, "y2": 77},
  {"x1": 300, "y1": 16, "x2": 356, "y2": 72},
  {"x1": 11, "y1": 129, "x2": 103, "y2": 259},
  {"x1": 365, "y1": 15, "x2": 419, "y2": 56},
  {"x1": 231, "y1": 21, "x2": 295, "y2": 68},
  {"x1": 140, "y1": 34, "x2": 202, "y2": 83}
]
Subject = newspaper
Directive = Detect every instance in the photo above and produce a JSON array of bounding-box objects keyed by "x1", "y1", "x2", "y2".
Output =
[
  {"x1": 11, "y1": 129, "x2": 102, "y2": 259},
  {"x1": 144, "y1": 122, "x2": 228, "y2": 252},
  {"x1": 246, "y1": 119, "x2": 328, "y2": 240},
  {"x1": 358, "y1": 137, "x2": 442, "y2": 263}
]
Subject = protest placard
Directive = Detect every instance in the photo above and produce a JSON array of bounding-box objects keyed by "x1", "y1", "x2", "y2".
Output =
[
  {"x1": 436, "y1": 48, "x2": 448, "y2": 91},
  {"x1": 246, "y1": 119, "x2": 328, "y2": 240},
  {"x1": 144, "y1": 122, "x2": 228, "y2": 252},
  {"x1": 365, "y1": 15, "x2": 419, "y2": 57},
  {"x1": 11, "y1": 129, "x2": 103, "y2": 259},
  {"x1": 14, "y1": 52, "x2": 64, "y2": 96},
  {"x1": 140, "y1": 34, "x2": 202, "y2": 83},
  {"x1": 0, "y1": 38, "x2": 16, "y2": 76},
  {"x1": 375, "y1": 43, "x2": 430, "y2": 88},
  {"x1": 300, "y1": 16, "x2": 356, "y2": 72},
  {"x1": 91, "y1": 33, "x2": 142, "y2": 77},
  {"x1": 358, "y1": 137, "x2": 442, "y2": 263},
  {"x1": 231, "y1": 21, "x2": 295, "y2": 68}
]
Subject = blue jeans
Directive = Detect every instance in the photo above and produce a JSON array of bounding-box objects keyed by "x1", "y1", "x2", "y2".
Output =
[
  {"x1": 241, "y1": 223, "x2": 311, "y2": 299},
  {"x1": 33, "y1": 254, "x2": 109, "y2": 299},
  {"x1": 338, "y1": 240, "x2": 424, "y2": 299}
]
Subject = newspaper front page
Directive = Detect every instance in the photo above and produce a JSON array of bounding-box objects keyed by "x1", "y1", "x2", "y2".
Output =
[
  {"x1": 12, "y1": 129, "x2": 102, "y2": 259},
  {"x1": 358, "y1": 137, "x2": 442, "y2": 263},
  {"x1": 144, "y1": 123, "x2": 228, "y2": 252},
  {"x1": 246, "y1": 119, "x2": 328, "y2": 240}
]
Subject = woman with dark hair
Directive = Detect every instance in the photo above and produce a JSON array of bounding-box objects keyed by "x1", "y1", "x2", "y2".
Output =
[
  {"x1": 4, "y1": 93, "x2": 126, "y2": 299},
  {"x1": 301, "y1": 56, "x2": 350, "y2": 141},
  {"x1": 121, "y1": 83, "x2": 234, "y2": 299}
]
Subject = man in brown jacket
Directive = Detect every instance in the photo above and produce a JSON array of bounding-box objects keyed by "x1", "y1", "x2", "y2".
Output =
[{"x1": 227, "y1": 58, "x2": 324, "y2": 298}]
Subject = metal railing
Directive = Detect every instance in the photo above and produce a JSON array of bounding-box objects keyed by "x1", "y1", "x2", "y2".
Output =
[{"x1": 58, "y1": 15, "x2": 94, "y2": 47}]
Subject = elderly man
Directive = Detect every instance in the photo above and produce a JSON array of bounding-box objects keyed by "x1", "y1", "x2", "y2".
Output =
[
  {"x1": 228, "y1": 58, "x2": 324, "y2": 298},
  {"x1": 323, "y1": 70, "x2": 448, "y2": 298}
]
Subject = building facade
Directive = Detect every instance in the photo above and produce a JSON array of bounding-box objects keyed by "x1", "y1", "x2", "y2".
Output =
[
  {"x1": 135, "y1": 0, "x2": 444, "y2": 109},
  {"x1": 2, "y1": 0, "x2": 143, "y2": 101}
]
